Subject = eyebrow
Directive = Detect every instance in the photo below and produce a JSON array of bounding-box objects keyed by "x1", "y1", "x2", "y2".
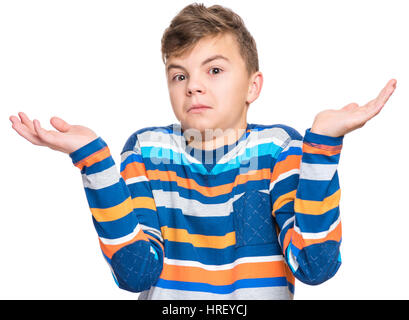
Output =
[{"x1": 166, "y1": 54, "x2": 230, "y2": 73}]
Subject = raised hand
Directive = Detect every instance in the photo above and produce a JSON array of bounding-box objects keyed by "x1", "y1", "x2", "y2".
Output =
[
  {"x1": 311, "y1": 79, "x2": 397, "y2": 137},
  {"x1": 9, "y1": 112, "x2": 98, "y2": 154}
]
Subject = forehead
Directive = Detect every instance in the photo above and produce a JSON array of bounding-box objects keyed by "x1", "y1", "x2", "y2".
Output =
[{"x1": 165, "y1": 33, "x2": 243, "y2": 71}]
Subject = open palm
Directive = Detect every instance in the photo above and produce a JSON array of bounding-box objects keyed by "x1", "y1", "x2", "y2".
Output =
[
  {"x1": 9, "y1": 112, "x2": 98, "y2": 154},
  {"x1": 311, "y1": 79, "x2": 397, "y2": 137}
]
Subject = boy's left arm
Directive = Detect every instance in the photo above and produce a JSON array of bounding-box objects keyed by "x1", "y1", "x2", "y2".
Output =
[
  {"x1": 271, "y1": 79, "x2": 397, "y2": 285},
  {"x1": 271, "y1": 128, "x2": 343, "y2": 285}
]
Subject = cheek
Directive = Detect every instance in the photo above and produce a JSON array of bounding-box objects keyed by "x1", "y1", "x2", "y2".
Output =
[
  {"x1": 213, "y1": 77, "x2": 246, "y2": 108},
  {"x1": 169, "y1": 88, "x2": 184, "y2": 113}
]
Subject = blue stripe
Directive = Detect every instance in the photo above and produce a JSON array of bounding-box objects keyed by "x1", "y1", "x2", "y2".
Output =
[
  {"x1": 295, "y1": 207, "x2": 340, "y2": 233},
  {"x1": 296, "y1": 173, "x2": 339, "y2": 201},
  {"x1": 151, "y1": 178, "x2": 269, "y2": 206},
  {"x1": 144, "y1": 154, "x2": 272, "y2": 182},
  {"x1": 159, "y1": 208, "x2": 234, "y2": 236},
  {"x1": 301, "y1": 152, "x2": 340, "y2": 164},
  {"x1": 164, "y1": 241, "x2": 282, "y2": 265},
  {"x1": 92, "y1": 212, "x2": 137, "y2": 239},
  {"x1": 271, "y1": 174, "x2": 299, "y2": 204},
  {"x1": 127, "y1": 181, "x2": 156, "y2": 198},
  {"x1": 81, "y1": 156, "x2": 115, "y2": 175},
  {"x1": 277, "y1": 146, "x2": 302, "y2": 162},
  {"x1": 304, "y1": 128, "x2": 344, "y2": 146},
  {"x1": 155, "y1": 277, "x2": 288, "y2": 294},
  {"x1": 85, "y1": 178, "x2": 128, "y2": 209},
  {"x1": 120, "y1": 153, "x2": 143, "y2": 172},
  {"x1": 141, "y1": 142, "x2": 281, "y2": 175},
  {"x1": 69, "y1": 137, "x2": 107, "y2": 164}
]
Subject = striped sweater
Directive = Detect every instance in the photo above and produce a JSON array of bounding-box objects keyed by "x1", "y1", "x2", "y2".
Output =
[{"x1": 69, "y1": 122, "x2": 343, "y2": 299}]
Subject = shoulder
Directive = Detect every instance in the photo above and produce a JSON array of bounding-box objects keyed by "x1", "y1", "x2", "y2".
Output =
[
  {"x1": 248, "y1": 123, "x2": 303, "y2": 146},
  {"x1": 121, "y1": 123, "x2": 177, "y2": 154}
]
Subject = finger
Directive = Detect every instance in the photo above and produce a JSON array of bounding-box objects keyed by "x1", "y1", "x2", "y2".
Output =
[
  {"x1": 374, "y1": 79, "x2": 397, "y2": 109},
  {"x1": 18, "y1": 112, "x2": 35, "y2": 132},
  {"x1": 50, "y1": 116, "x2": 71, "y2": 133},
  {"x1": 33, "y1": 119, "x2": 59, "y2": 146},
  {"x1": 10, "y1": 115, "x2": 44, "y2": 145},
  {"x1": 361, "y1": 79, "x2": 397, "y2": 120}
]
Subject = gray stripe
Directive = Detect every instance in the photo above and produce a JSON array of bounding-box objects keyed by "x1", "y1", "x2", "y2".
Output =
[
  {"x1": 141, "y1": 224, "x2": 163, "y2": 242},
  {"x1": 138, "y1": 285, "x2": 293, "y2": 300},
  {"x1": 152, "y1": 189, "x2": 245, "y2": 217},
  {"x1": 82, "y1": 165, "x2": 120, "y2": 190},
  {"x1": 299, "y1": 163, "x2": 338, "y2": 181},
  {"x1": 137, "y1": 124, "x2": 292, "y2": 161}
]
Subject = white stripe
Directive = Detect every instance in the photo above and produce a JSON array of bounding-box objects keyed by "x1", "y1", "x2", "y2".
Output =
[
  {"x1": 281, "y1": 139, "x2": 303, "y2": 152},
  {"x1": 269, "y1": 169, "x2": 300, "y2": 192},
  {"x1": 99, "y1": 224, "x2": 142, "y2": 246},
  {"x1": 293, "y1": 215, "x2": 341, "y2": 240},
  {"x1": 164, "y1": 255, "x2": 284, "y2": 271},
  {"x1": 300, "y1": 163, "x2": 338, "y2": 181},
  {"x1": 152, "y1": 189, "x2": 244, "y2": 217},
  {"x1": 143, "y1": 141, "x2": 202, "y2": 164},
  {"x1": 140, "y1": 225, "x2": 164, "y2": 242},
  {"x1": 137, "y1": 125, "x2": 295, "y2": 166},
  {"x1": 125, "y1": 175, "x2": 149, "y2": 185},
  {"x1": 278, "y1": 216, "x2": 295, "y2": 247},
  {"x1": 82, "y1": 165, "x2": 121, "y2": 190},
  {"x1": 287, "y1": 246, "x2": 299, "y2": 272},
  {"x1": 141, "y1": 285, "x2": 293, "y2": 300},
  {"x1": 217, "y1": 135, "x2": 285, "y2": 164}
]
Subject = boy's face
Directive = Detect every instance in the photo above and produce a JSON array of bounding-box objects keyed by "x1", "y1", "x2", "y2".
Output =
[{"x1": 165, "y1": 32, "x2": 262, "y2": 142}]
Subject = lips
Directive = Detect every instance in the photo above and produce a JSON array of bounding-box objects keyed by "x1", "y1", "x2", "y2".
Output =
[{"x1": 188, "y1": 104, "x2": 212, "y2": 112}]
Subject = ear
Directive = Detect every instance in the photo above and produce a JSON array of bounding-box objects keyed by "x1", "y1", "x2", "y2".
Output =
[{"x1": 246, "y1": 71, "x2": 263, "y2": 105}]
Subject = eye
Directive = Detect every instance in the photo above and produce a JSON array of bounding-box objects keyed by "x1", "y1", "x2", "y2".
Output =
[
  {"x1": 172, "y1": 74, "x2": 186, "y2": 82},
  {"x1": 209, "y1": 67, "x2": 223, "y2": 75}
]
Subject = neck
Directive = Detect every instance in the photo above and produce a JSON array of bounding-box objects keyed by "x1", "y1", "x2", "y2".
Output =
[{"x1": 184, "y1": 121, "x2": 248, "y2": 150}]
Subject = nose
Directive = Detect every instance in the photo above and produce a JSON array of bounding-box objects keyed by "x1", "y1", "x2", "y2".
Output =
[{"x1": 186, "y1": 77, "x2": 205, "y2": 96}]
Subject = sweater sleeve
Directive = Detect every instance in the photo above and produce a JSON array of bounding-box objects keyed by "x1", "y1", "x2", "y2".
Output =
[
  {"x1": 270, "y1": 127, "x2": 343, "y2": 285},
  {"x1": 69, "y1": 135, "x2": 164, "y2": 292}
]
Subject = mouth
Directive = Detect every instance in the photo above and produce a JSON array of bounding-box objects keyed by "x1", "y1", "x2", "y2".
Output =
[{"x1": 187, "y1": 104, "x2": 212, "y2": 113}]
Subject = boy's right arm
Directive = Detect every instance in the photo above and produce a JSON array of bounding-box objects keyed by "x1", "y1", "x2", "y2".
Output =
[
  {"x1": 69, "y1": 135, "x2": 164, "y2": 292},
  {"x1": 9, "y1": 112, "x2": 163, "y2": 292}
]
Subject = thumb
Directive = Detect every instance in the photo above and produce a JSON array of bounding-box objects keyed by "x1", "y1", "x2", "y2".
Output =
[{"x1": 50, "y1": 116, "x2": 71, "y2": 133}]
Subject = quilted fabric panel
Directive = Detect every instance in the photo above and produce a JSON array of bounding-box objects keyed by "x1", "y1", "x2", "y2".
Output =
[
  {"x1": 295, "y1": 241, "x2": 341, "y2": 285},
  {"x1": 111, "y1": 240, "x2": 163, "y2": 292},
  {"x1": 232, "y1": 190, "x2": 275, "y2": 247}
]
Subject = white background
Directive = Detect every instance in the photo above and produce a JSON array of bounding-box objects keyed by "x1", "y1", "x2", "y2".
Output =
[{"x1": 1, "y1": 0, "x2": 408, "y2": 299}]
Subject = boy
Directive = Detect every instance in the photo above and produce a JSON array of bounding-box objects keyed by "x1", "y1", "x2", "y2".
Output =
[{"x1": 9, "y1": 3, "x2": 396, "y2": 299}]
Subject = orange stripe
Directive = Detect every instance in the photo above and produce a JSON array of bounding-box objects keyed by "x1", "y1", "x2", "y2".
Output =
[
  {"x1": 161, "y1": 226, "x2": 236, "y2": 249},
  {"x1": 99, "y1": 228, "x2": 148, "y2": 259},
  {"x1": 75, "y1": 146, "x2": 111, "y2": 170},
  {"x1": 146, "y1": 168, "x2": 270, "y2": 197},
  {"x1": 294, "y1": 189, "x2": 341, "y2": 215},
  {"x1": 121, "y1": 160, "x2": 272, "y2": 198},
  {"x1": 271, "y1": 154, "x2": 301, "y2": 183},
  {"x1": 284, "y1": 262, "x2": 295, "y2": 285},
  {"x1": 304, "y1": 142, "x2": 342, "y2": 153},
  {"x1": 283, "y1": 228, "x2": 294, "y2": 253},
  {"x1": 132, "y1": 196, "x2": 157, "y2": 211},
  {"x1": 160, "y1": 261, "x2": 287, "y2": 286},
  {"x1": 121, "y1": 161, "x2": 147, "y2": 180},
  {"x1": 291, "y1": 221, "x2": 342, "y2": 250},
  {"x1": 145, "y1": 234, "x2": 164, "y2": 253},
  {"x1": 91, "y1": 196, "x2": 134, "y2": 222},
  {"x1": 272, "y1": 190, "x2": 296, "y2": 217},
  {"x1": 303, "y1": 143, "x2": 341, "y2": 156}
]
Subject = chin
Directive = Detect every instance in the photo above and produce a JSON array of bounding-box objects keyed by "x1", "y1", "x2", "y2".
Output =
[{"x1": 181, "y1": 118, "x2": 218, "y2": 133}]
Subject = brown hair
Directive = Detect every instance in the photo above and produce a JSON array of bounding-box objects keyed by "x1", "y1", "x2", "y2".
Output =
[{"x1": 161, "y1": 3, "x2": 259, "y2": 77}]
